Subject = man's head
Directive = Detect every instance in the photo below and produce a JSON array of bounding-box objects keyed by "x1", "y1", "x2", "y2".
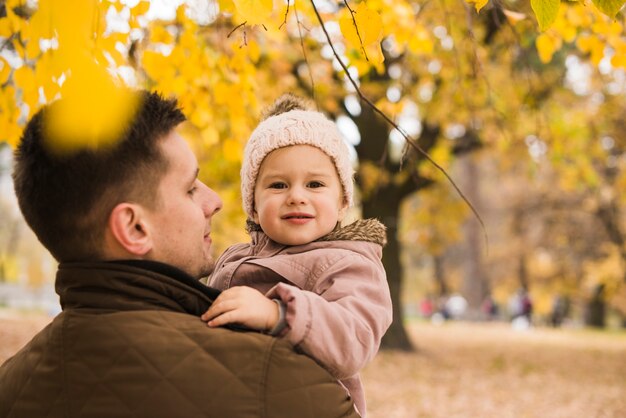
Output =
[{"x1": 13, "y1": 90, "x2": 222, "y2": 277}]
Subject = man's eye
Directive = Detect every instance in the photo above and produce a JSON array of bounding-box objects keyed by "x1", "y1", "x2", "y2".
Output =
[
  {"x1": 269, "y1": 182, "x2": 287, "y2": 189},
  {"x1": 188, "y1": 186, "x2": 198, "y2": 195},
  {"x1": 308, "y1": 181, "x2": 324, "y2": 188}
]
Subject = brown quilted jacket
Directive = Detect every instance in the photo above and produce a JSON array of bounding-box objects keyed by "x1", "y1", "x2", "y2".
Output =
[{"x1": 0, "y1": 261, "x2": 359, "y2": 418}]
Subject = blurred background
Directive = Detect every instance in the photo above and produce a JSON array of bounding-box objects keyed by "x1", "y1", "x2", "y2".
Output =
[{"x1": 1, "y1": 0, "x2": 625, "y2": 416}]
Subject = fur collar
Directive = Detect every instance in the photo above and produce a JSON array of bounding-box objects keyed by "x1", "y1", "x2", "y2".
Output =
[
  {"x1": 317, "y1": 218, "x2": 387, "y2": 246},
  {"x1": 246, "y1": 218, "x2": 387, "y2": 247}
]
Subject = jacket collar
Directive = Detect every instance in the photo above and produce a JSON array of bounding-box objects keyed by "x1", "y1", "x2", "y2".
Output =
[
  {"x1": 56, "y1": 260, "x2": 220, "y2": 316},
  {"x1": 317, "y1": 218, "x2": 387, "y2": 246}
]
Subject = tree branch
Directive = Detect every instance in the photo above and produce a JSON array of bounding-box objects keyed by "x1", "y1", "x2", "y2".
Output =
[{"x1": 308, "y1": 0, "x2": 488, "y2": 247}]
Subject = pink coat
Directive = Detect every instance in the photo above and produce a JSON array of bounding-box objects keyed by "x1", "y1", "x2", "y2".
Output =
[{"x1": 207, "y1": 219, "x2": 393, "y2": 417}]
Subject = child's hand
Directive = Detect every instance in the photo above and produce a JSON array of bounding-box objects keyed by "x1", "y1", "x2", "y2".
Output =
[{"x1": 201, "y1": 286, "x2": 279, "y2": 332}]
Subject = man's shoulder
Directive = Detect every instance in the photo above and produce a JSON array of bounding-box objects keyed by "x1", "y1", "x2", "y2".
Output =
[{"x1": 1, "y1": 310, "x2": 359, "y2": 418}]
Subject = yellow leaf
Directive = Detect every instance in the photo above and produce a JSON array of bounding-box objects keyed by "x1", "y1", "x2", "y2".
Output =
[
  {"x1": 41, "y1": 79, "x2": 61, "y2": 102},
  {"x1": 365, "y1": 42, "x2": 385, "y2": 72},
  {"x1": 44, "y1": 59, "x2": 140, "y2": 153},
  {"x1": 5, "y1": 6, "x2": 25, "y2": 34},
  {"x1": 132, "y1": 1, "x2": 151, "y2": 16},
  {"x1": 25, "y1": 38, "x2": 41, "y2": 60},
  {"x1": 246, "y1": 39, "x2": 261, "y2": 63},
  {"x1": 232, "y1": 0, "x2": 273, "y2": 26},
  {"x1": 22, "y1": 88, "x2": 40, "y2": 112},
  {"x1": 0, "y1": 17, "x2": 14, "y2": 38},
  {"x1": 589, "y1": 40, "x2": 605, "y2": 66},
  {"x1": 218, "y1": 0, "x2": 236, "y2": 14},
  {"x1": 12, "y1": 39, "x2": 26, "y2": 59},
  {"x1": 149, "y1": 24, "x2": 174, "y2": 44},
  {"x1": 53, "y1": 0, "x2": 98, "y2": 49},
  {"x1": 592, "y1": 0, "x2": 625, "y2": 18},
  {"x1": 536, "y1": 33, "x2": 561, "y2": 63},
  {"x1": 13, "y1": 65, "x2": 37, "y2": 90},
  {"x1": 0, "y1": 58, "x2": 10, "y2": 84},
  {"x1": 175, "y1": 5, "x2": 189, "y2": 25},
  {"x1": 576, "y1": 35, "x2": 605, "y2": 66},
  {"x1": 466, "y1": 0, "x2": 490, "y2": 13},
  {"x1": 610, "y1": 43, "x2": 626, "y2": 69},
  {"x1": 142, "y1": 50, "x2": 175, "y2": 81},
  {"x1": 576, "y1": 35, "x2": 593, "y2": 53},
  {"x1": 339, "y1": 3, "x2": 383, "y2": 51},
  {"x1": 531, "y1": 0, "x2": 561, "y2": 31}
]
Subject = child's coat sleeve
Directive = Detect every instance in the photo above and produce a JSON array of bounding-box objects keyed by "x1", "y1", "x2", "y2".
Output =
[{"x1": 265, "y1": 252, "x2": 392, "y2": 379}]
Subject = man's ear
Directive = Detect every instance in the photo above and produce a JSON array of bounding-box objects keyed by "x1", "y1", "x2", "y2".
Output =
[{"x1": 108, "y1": 203, "x2": 152, "y2": 256}]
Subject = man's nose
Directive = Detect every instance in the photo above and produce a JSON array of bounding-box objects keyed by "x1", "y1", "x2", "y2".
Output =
[{"x1": 200, "y1": 182, "x2": 222, "y2": 217}]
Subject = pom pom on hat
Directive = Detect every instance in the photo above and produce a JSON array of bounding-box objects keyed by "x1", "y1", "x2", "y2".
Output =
[{"x1": 240, "y1": 95, "x2": 354, "y2": 221}]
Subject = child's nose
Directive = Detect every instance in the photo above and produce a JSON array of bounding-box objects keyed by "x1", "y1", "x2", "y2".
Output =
[{"x1": 287, "y1": 187, "x2": 307, "y2": 205}]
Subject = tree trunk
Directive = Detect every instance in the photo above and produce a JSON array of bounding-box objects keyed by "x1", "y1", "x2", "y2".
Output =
[
  {"x1": 458, "y1": 153, "x2": 487, "y2": 317},
  {"x1": 585, "y1": 284, "x2": 606, "y2": 328},
  {"x1": 433, "y1": 254, "x2": 448, "y2": 297},
  {"x1": 362, "y1": 191, "x2": 413, "y2": 351},
  {"x1": 351, "y1": 100, "x2": 440, "y2": 351}
]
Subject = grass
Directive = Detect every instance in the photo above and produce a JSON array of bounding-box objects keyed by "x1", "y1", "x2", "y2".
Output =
[{"x1": 1, "y1": 311, "x2": 625, "y2": 418}]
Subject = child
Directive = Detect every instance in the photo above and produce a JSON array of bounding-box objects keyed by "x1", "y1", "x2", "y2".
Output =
[{"x1": 202, "y1": 94, "x2": 392, "y2": 417}]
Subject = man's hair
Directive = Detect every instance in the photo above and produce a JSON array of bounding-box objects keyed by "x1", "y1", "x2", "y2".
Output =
[{"x1": 12, "y1": 90, "x2": 186, "y2": 262}]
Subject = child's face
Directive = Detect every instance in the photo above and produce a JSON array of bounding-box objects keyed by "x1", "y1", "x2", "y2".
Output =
[{"x1": 253, "y1": 145, "x2": 348, "y2": 245}]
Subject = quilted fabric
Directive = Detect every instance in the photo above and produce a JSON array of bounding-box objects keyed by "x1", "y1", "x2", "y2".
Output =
[{"x1": 0, "y1": 261, "x2": 359, "y2": 418}]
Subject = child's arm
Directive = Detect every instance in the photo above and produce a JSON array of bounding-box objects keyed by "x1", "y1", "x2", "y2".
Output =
[
  {"x1": 267, "y1": 254, "x2": 392, "y2": 380},
  {"x1": 201, "y1": 286, "x2": 284, "y2": 334}
]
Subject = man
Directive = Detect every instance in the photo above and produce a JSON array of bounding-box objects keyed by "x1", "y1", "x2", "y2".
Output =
[{"x1": 0, "y1": 90, "x2": 359, "y2": 418}]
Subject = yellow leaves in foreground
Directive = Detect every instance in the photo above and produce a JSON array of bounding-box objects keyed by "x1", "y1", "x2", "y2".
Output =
[{"x1": 44, "y1": 61, "x2": 139, "y2": 153}]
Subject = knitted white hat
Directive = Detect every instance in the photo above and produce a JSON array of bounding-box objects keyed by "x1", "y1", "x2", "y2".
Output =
[{"x1": 241, "y1": 109, "x2": 354, "y2": 220}]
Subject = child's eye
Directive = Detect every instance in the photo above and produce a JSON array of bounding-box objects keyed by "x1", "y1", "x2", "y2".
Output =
[
  {"x1": 308, "y1": 181, "x2": 324, "y2": 188},
  {"x1": 269, "y1": 182, "x2": 287, "y2": 189}
]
